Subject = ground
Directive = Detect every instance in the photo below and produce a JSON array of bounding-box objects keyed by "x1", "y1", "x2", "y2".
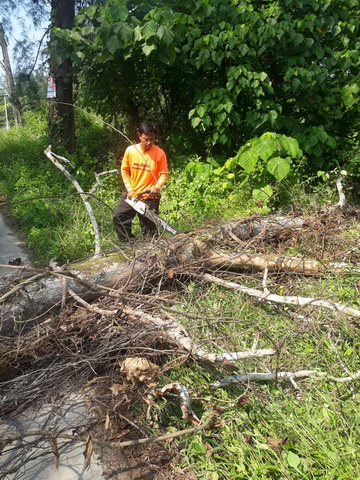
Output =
[{"x1": 1, "y1": 207, "x2": 359, "y2": 479}]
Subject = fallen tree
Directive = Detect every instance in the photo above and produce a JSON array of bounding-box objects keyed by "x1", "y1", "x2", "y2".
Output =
[{"x1": 0, "y1": 211, "x2": 358, "y2": 335}]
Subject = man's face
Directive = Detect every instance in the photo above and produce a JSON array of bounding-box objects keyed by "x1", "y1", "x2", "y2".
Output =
[{"x1": 139, "y1": 132, "x2": 155, "y2": 152}]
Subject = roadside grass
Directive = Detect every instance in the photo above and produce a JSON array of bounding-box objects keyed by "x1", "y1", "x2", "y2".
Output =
[{"x1": 148, "y1": 262, "x2": 360, "y2": 479}]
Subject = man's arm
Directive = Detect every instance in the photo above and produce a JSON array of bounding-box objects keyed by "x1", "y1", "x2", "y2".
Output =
[{"x1": 150, "y1": 151, "x2": 169, "y2": 193}]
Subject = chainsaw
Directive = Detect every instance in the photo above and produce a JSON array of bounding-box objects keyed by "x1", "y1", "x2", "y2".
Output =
[{"x1": 125, "y1": 191, "x2": 179, "y2": 236}]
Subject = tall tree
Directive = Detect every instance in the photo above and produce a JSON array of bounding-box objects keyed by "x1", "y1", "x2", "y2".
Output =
[
  {"x1": 0, "y1": 23, "x2": 23, "y2": 127},
  {"x1": 48, "y1": 0, "x2": 75, "y2": 153}
]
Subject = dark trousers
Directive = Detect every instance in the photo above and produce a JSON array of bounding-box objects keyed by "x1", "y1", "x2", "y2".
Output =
[{"x1": 113, "y1": 193, "x2": 160, "y2": 241}]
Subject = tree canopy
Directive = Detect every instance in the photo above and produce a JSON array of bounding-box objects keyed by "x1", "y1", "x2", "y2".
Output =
[{"x1": 48, "y1": 0, "x2": 360, "y2": 168}]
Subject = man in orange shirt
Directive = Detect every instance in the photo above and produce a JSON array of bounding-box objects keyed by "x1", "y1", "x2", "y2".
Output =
[{"x1": 113, "y1": 121, "x2": 169, "y2": 241}]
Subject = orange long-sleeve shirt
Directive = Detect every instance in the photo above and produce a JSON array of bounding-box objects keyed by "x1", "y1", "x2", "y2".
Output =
[{"x1": 121, "y1": 143, "x2": 169, "y2": 196}]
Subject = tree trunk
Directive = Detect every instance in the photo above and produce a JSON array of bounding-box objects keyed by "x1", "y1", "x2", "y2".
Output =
[
  {"x1": 0, "y1": 23, "x2": 23, "y2": 127},
  {"x1": 48, "y1": 0, "x2": 75, "y2": 153}
]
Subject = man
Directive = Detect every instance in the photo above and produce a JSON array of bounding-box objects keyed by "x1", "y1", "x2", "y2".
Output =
[{"x1": 113, "y1": 121, "x2": 169, "y2": 241}]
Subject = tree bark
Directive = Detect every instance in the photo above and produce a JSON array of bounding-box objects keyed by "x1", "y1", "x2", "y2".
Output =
[
  {"x1": 0, "y1": 23, "x2": 23, "y2": 127},
  {"x1": 48, "y1": 0, "x2": 75, "y2": 153}
]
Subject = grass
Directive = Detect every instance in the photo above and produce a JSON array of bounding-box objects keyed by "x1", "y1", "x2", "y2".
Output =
[{"x1": 148, "y1": 238, "x2": 360, "y2": 479}]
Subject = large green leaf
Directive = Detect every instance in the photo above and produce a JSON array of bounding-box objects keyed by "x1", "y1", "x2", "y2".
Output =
[
  {"x1": 142, "y1": 43, "x2": 156, "y2": 56},
  {"x1": 107, "y1": 35, "x2": 120, "y2": 55},
  {"x1": 142, "y1": 20, "x2": 158, "y2": 40},
  {"x1": 114, "y1": 22, "x2": 133, "y2": 44},
  {"x1": 252, "y1": 185, "x2": 273, "y2": 203},
  {"x1": 109, "y1": 5, "x2": 128, "y2": 22},
  {"x1": 267, "y1": 157, "x2": 290, "y2": 181},
  {"x1": 157, "y1": 25, "x2": 174, "y2": 46},
  {"x1": 237, "y1": 149, "x2": 259, "y2": 173},
  {"x1": 278, "y1": 135, "x2": 301, "y2": 158},
  {"x1": 341, "y1": 82, "x2": 360, "y2": 109},
  {"x1": 253, "y1": 135, "x2": 276, "y2": 161}
]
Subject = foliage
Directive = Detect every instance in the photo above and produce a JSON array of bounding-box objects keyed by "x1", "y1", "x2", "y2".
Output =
[
  {"x1": 55, "y1": 0, "x2": 360, "y2": 171},
  {"x1": 0, "y1": 110, "x2": 119, "y2": 264}
]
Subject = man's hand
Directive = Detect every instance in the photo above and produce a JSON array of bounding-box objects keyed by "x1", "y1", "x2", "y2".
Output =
[
  {"x1": 127, "y1": 189, "x2": 135, "y2": 198},
  {"x1": 149, "y1": 186, "x2": 160, "y2": 194}
]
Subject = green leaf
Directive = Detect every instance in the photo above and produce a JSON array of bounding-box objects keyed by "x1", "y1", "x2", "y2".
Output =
[
  {"x1": 85, "y1": 5, "x2": 97, "y2": 18},
  {"x1": 287, "y1": 452, "x2": 301, "y2": 469},
  {"x1": 252, "y1": 185, "x2": 273, "y2": 203},
  {"x1": 237, "y1": 150, "x2": 259, "y2": 173},
  {"x1": 294, "y1": 33, "x2": 304, "y2": 46},
  {"x1": 268, "y1": 110, "x2": 278, "y2": 126},
  {"x1": 316, "y1": 128, "x2": 328, "y2": 143},
  {"x1": 292, "y1": 78, "x2": 301, "y2": 90},
  {"x1": 142, "y1": 20, "x2": 158, "y2": 40},
  {"x1": 278, "y1": 135, "x2": 300, "y2": 158},
  {"x1": 253, "y1": 135, "x2": 276, "y2": 161},
  {"x1": 191, "y1": 117, "x2": 201, "y2": 128},
  {"x1": 267, "y1": 156, "x2": 290, "y2": 181},
  {"x1": 107, "y1": 35, "x2": 120, "y2": 55},
  {"x1": 69, "y1": 30, "x2": 83, "y2": 42},
  {"x1": 341, "y1": 82, "x2": 360, "y2": 109},
  {"x1": 326, "y1": 136, "x2": 336, "y2": 148},
  {"x1": 114, "y1": 22, "x2": 133, "y2": 44},
  {"x1": 110, "y1": 5, "x2": 128, "y2": 22},
  {"x1": 158, "y1": 25, "x2": 174, "y2": 46},
  {"x1": 197, "y1": 106, "x2": 206, "y2": 118},
  {"x1": 142, "y1": 43, "x2": 156, "y2": 56}
]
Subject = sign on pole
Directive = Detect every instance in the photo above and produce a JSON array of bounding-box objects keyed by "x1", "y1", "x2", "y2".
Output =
[{"x1": 47, "y1": 76, "x2": 56, "y2": 99}]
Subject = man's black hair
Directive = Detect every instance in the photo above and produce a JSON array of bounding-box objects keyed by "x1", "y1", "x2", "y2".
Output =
[{"x1": 139, "y1": 121, "x2": 157, "y2": 135}]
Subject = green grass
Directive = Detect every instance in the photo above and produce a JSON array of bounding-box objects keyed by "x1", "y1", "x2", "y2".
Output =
[{"x1": 148, "y1": 268, "x2": 360, "y2": 479}]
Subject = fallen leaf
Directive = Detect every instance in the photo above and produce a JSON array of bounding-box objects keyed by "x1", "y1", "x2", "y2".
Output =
[
  {"x1": 265, "y1": 437, "x2": 289, "y2": 450},
  {"x1": 242, "y1": 433, "x2": 252, "y2": 443},
  {"x1": 235, "y1": 395, "x2": 249, "y2": 407},
  {"x1": 188, "y1": 413, "x2": 200, "y2": 426},
  {"x1": 167, "y1": 268, "x2": 175, "y2": 279},
  {"x1": 83, "y1": 435, "x2": 93, "y2": 470},
  {"x1": 213, "y1": 418, "x2": 225, "y2": 428},
  {"x1": 120, "y1": 357, "x2": 160, "y2": 384},
  {"x1": 109, "y1": 383, "x2": 124, "y2": 395},
  {"x1": 222, "y1": 358, "x2": 238, "y2": 373},
  {"x1": 105, "y1": 414, "x2": 111, "y2": 430}
]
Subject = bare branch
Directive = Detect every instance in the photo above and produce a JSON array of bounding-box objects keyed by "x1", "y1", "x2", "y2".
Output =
[{"x1": 212, "y1": 370, "x2": 360, "y2": 388}]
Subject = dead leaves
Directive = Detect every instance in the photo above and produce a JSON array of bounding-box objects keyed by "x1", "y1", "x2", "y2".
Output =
[
  {"x1": 265, "y1": 436, "x2": 289, "y2": 450},
  {"x1": 83, "y1": 434, "x2": 93, "y2": 470},
  {"x1": 120, "y1": 357, "x2": 160, "y2": 384}
]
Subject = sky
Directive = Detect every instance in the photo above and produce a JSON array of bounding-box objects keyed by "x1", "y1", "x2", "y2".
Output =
[{"x1": 3, "y1": 4, "x2": 48, "y2": 72}]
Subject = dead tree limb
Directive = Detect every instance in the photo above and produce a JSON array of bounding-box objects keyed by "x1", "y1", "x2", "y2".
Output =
[
  {"x1": 44, "y1": 146, "x2": 102, "y2": 256},
  {"x1": 211, "y1": 370, "x2": 360, "y2": 388},
  {"x1": 0, "y1": 414, "x2": 214, "y2": 454},
  {"x1": 201, "y1": 273, "x2": 360, "y2": 319},
  {"x1": 123, "y1": 307, "x2": 275, "y2": 362}
]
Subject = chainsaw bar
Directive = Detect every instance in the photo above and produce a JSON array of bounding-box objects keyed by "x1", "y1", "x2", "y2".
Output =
[{"x1": 125, "y1": 197, "x2": 179, "y2": 235}]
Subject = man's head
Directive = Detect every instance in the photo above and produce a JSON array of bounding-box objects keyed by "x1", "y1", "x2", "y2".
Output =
[{"x1": 138, "y1": 121, "x2": 157, "y2": 152}]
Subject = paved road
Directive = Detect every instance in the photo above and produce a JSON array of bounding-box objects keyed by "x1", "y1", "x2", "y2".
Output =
[
  {"x1": 0, "y1": 212, "x2": 107, "y2": 479},
  {"x1": 0, "y1": 210, "x2": 30, "y2": 275}
]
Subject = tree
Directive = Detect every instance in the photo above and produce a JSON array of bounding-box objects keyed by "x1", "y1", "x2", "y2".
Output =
[
  {"x1": 0, "y1": 23, "x2": 23, "y2": 126},
  {"x1": 48, "y1": 0, "x2": 75, "y2": 153},
  {"x1": 65, "y1": 0, "x2": 359, "y2": 169}
]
